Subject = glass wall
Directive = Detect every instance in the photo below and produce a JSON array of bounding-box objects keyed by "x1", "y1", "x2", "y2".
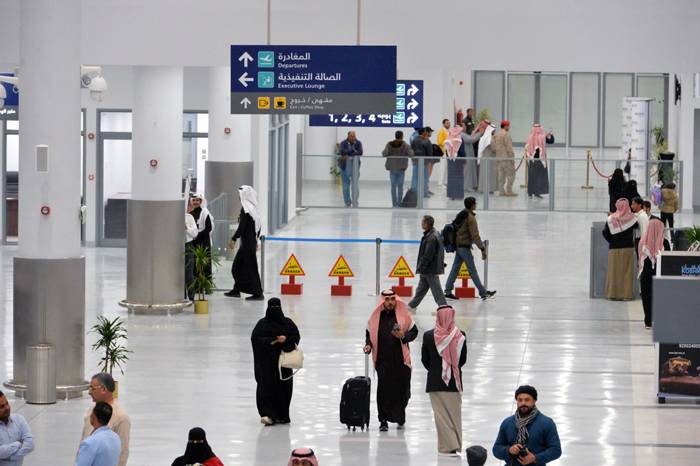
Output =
[
  {"x1": 570, "y1": 73, "x2": 600, "y2": 147},
  {"x1": 97, "y1": 109, "x2": 209, "y2": 246},
  {"x1": 507, "y1": 74, "x2": 535, "y2": 144},
  {"x1": 474, "y1": 71, "x2": 667, "y2": 150}
]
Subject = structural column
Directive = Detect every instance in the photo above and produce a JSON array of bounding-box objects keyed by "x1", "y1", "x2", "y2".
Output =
[
  {"x1": 124, "y1": 66, "x2": 185, "y2": 311},
  {"x1": 10, "y1": 0, "x2": 86, "y2": 394},
  {"x1": 205, "y1": 66, "x2": 254, "y2": 221}
]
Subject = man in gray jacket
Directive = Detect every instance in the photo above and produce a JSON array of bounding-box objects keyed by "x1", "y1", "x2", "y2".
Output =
[
  {"x1": 408, "y1": 215, "x2": 447, "y2": 312},
  {"x1": 383, "y1": 130, "x2": 414, "y2": 207}
]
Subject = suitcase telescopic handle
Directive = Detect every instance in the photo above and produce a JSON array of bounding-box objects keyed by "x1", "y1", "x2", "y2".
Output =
[{"x1": 365, "y1": 353, "x2": 370, "y2": 378}]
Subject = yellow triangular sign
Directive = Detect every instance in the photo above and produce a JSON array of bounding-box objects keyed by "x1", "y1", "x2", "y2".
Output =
[
  {"x1": 389, "y1": 256, "x2": 415, "y2": 278},
  {"x1": 280, "y1": 254, "x2": 305, "y2": 276},
  {"x1": 457, "y1": 261, "x2": 471, "y2": 279},
  {"x1": 329, "y1": 255, "x2": 354, "y2": 277}
]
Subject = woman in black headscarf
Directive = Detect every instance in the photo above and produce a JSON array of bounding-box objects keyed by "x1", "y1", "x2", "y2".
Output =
[
  {"x1": 172, "y1": 427, "x2": 223, "y2": 466},
  {"x1": 624, "y1": 179, "x2": 640, "y2": 204},
  {"x1": 251, "y1": 298, "x2": 301, "y2": 426},
  {"x1": 608, "y1": 168, "x2": 627, "y2": 213}
]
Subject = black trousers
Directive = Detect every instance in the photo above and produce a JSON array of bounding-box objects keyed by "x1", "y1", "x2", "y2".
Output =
[{"x1": 640, "y1": 259, "x2": 653, "y2": 327}]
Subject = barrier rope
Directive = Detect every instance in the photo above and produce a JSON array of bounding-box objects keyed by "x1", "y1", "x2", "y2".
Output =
[{"x1": 589, "y1": 155, "x2": 613, "y2": 179}]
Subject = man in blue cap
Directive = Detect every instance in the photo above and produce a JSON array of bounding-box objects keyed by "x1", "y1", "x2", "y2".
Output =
[{"x1": 493, "y1": 385, "x2": 561, "y2": 465}]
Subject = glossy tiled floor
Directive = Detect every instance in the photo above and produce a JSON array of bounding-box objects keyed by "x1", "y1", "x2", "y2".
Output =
[{"x1": 2, "y1": 205, "x2": 700, "y2": 465}]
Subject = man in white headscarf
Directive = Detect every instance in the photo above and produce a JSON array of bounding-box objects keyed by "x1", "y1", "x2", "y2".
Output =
[
  {"x1": 224, "y1": 185, "x2": 264, "y2": 300},
  {"x1": 184, "y1": 211, "x2": 199, "y2": 300},
  {"x1": 188, "y1": 193, "x2": 215, "y2": 279}
]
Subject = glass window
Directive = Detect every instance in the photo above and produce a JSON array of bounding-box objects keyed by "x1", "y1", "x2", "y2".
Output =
[
  {"x1": 100, "y1": 112, "x2": 132, "y2": 132},
  {"x1": 183, "y1": 113, "x2": 209, "y2": 133},
  {"x1": 474, "y1": 71, "x2": 504, "y2": 124},
  {"x1": 603, "y1": 73, "x2": 633, "y2": 147},
  {"x1": 636, "y1": 75, "x2": 666, "y2": 132},
  {"x1": 507, "y1": 74, "x2": 536, "y2": 144},
  {"x1": 539, "y1": 75, "x2": 567, "y2": 144},
  {"x1": 570, "y1": 73, "x2": 600, "y2": 147}
]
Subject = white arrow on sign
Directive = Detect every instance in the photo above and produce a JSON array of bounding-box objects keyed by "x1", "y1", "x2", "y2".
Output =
[
  {"x1": 240, "y1": 97, "x2": 251, "y2": 109},
  {"x1": 407, "y1": 84, "x2": 419, "y2": 96},
  {"x1": 407, "y1": 112, "x2": 419, "y2": 124},
  {"x1": 238, "y1": 72, "x2": 254, "y2": 87},
  {"x1": 238, "y1": 52, "x2": 254, "y2": 67},
  {"x1": 407, "y1": 98, "x2": 419, "y2": 110}
]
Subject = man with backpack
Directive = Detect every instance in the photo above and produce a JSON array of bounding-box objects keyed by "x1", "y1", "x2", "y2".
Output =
[
  {"x1": 444, "y1": 197, "x2": 496, "y2": 301},
  {"x1": 408, "y1": 215, "x2": 448, "y2": 313}
]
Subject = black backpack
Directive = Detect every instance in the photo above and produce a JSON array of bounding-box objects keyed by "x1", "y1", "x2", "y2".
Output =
[{"x1": 441, "y1": 223, "x2": 457, "y2": 253}]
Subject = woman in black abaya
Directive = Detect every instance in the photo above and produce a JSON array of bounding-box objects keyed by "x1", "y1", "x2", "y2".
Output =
[
  {"x1": 251, "y1": 298, "x2": 301, "y2": 426},
  {"x1": 225, "y1": 185, "x2": 264, "y2": 300}
]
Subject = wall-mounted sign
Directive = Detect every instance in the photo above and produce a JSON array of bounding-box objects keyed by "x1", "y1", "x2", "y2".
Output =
[
  {"x1": 0, "y1": 73, "x2": 19, "y2": 120},
  {"x1": 230, "y1": 45, "x2": 397, "y2": 115},
  {"x1": 309, "y1": 80, "x2": 423, "y2": 128}
]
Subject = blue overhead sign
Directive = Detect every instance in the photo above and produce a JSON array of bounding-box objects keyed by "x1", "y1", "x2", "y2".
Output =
[
  {"x1": 230, "y1": 45, "x2": 397, "y2": 114},
  {"x1": 309, "y1": 80, "x2": 424, "y2": 128},
  {"x1": 0, "y1": 73, "x2": 19, "y2": 120}
]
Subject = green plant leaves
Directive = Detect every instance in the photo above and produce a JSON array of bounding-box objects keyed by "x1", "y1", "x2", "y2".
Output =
[{"x1": 90, "y1": 315, "x2": 132, "y2": 375}]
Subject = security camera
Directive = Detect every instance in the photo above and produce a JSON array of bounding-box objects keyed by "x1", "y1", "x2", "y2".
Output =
[
  {"x1": 88, "y1": 76, "x2": 108, "y2": 102},
  {"x1": 81, "y1": 66, "x2": 108, "y2": 102}
]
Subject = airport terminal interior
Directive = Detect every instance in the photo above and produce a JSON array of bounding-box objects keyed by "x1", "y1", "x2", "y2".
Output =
[{"x1": 1, "y1": 1, "x2": 700, "y2": 465}]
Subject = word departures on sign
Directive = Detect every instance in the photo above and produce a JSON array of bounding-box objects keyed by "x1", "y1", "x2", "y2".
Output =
[
  {"x1": 389, "y1": 256, "x2": 414, "y2": 297},
  {"x1": 329, "y1": 255, "x2": 354, "y2": 296},
  {"x1": 230, "y1": 45, "x2": 397, "y2": 115},
  {"x1": 309, "y1": 80, "x2": 423, "y2": 128},
  {"x1": 280, "y1": 254, "x2": 305, "y2": 295}
]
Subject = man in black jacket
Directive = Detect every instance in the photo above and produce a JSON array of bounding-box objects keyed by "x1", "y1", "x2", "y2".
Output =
[{"x1": 408, "y1": 215, "x2": 447, "y2": 312}]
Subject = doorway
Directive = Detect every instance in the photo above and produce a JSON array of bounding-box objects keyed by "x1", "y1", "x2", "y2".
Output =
[{"x1": 268, "y1": 115, "x2": 289, "y2": 234}]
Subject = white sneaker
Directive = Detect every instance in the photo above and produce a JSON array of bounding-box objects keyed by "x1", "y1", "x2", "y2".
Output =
[{"x1": 260, "y1": 416, "x2": 274, "y2": 426}]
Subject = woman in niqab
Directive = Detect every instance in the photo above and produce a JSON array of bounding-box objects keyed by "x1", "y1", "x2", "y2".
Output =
[{"x1": 251, "y1": 298, "x2": 301, "y2": 425}]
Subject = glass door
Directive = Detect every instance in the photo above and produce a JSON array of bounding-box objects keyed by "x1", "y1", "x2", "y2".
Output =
[
  {"x1": 3, "y1": 120, "x2": 18, "y2": 243},
  {"x1": 98, "y1": 138, "x2": 132, "y2": 246}
]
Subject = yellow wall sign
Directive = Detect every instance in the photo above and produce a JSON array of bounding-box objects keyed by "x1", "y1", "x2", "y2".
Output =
[
  {"x1": 258, "y1": 96, "x2": 271, "y2": 109},
  {"x1": 457, "y1": 261, "x2": 471, "y2": 279},
  {"x1": 329, "y1": 255, "x2": 354, "y2": 277},
  {"x1": 388, "y1": 256, "x2": 415, "y2": 278},
  {"x1": 274, "y1": 96, "x2": 287, "y2": 110},
  {"x1": 280, "y1": 254, "x2": 305, "y2": 276}
]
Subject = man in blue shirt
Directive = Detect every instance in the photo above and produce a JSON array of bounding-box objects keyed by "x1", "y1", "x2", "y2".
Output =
[
  {"x1": 493, "y1": 385, "x2": 561, "y2": 465},
  {"x1": 75, "y1": 402, "x2": 121, "y2": 466},
  {"x1": 0, "y1": 391, "x2": 34, "y2": 465},
  {"x1": 338, "y1": 131, "x2": 363, "y2": 207}
]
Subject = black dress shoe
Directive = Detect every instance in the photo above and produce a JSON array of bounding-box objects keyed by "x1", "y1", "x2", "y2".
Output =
[
  {"x1": 379, "y1": 421, "x2": 389, "y2": 432},
  {"x1": 224, "y1": 290, "x2": 241, "y2": 297},
  {"x1": 245, "y1": 295, "x2": 265, "y2": 301},
  {"x1": 445, "y1": 292, "x2": 459, "y2": 300}
]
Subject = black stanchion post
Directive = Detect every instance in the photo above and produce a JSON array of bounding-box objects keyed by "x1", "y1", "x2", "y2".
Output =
[{"x1": 260, "y1": 235, "x2": 266, "y2": 292}]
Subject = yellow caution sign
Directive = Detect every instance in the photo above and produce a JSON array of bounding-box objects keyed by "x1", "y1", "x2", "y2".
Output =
[
  {"x1": 388, "y1": 256, "x2": 415, "y2": 278},
  {"x1": 329, "y1": 255, "x2": 354, "y2": 277},
  {"x1": 258, "y1": 96, "x2": 271, "y2": 109},
  {"x1": 457, "y1": 261, "x2": 471, "y2": 279},
  {"x1": 274, "y1": 96, "x2": 287, "y2": 110},
  {"x1": 280, "y1": 254, "x2": 305, "y2": 276}
]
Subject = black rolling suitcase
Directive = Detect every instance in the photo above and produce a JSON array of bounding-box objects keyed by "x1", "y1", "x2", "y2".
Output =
[
  {"x1": 340, "y1": 354, "x2": 371, "y2": 431},
  {"x1": 401, "y1": 188, "x2": 417, "y2": 208}
]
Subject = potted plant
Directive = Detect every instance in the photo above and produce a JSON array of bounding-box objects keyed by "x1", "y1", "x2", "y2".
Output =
[
  {"x1": 90, "y1": 316, "x2": 132, "y2": 398},
  {"x1": 187, "y1": 244, "x2": 220, "y2": 314},
  {"x1": 686, "y1": 225, "x2": 700, "y2": 251},
  {"x1": 476, "y1": 108, "x2": 492, "y2": 126}
]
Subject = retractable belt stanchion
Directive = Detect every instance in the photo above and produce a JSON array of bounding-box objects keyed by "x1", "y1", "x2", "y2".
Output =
[
  {"x1": 581, "y1": 150, "x2": 594, "y2": 190},
  {"x1": 520, "y1": 150, "x2": 528, "y2": 188}
]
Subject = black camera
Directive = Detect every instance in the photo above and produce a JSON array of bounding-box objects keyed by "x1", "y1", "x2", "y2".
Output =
[{"x1": 518, "y1": 447, "x2": 529, "y2": 458}]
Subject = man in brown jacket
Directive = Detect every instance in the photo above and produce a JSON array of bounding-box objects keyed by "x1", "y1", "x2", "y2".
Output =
[
  {"x1": 491, "y1": 120, "x2": 517, "y2": 196},
  {"x1": 444, "y1": 197, "x2": 496, "y2": 300}
]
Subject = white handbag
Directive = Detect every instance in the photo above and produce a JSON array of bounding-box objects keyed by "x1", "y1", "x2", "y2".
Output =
[{"x1": 279, "y1": 345, "x2": 304, "y2": 381}]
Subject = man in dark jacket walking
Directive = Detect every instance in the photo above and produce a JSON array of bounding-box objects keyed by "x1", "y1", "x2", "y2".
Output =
[
  {"x1": 383, "y1": 130, "x2": 414, "y2": 207},
  {"x1": 408, "y1": 215, "x2": 447, "y2": 312},
  {"x1": 493, "y1": 386, "x2": 562, "y2": 465},
  {"x1": 444, "y1": 197, "x2": 496, "y2": 301}
]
